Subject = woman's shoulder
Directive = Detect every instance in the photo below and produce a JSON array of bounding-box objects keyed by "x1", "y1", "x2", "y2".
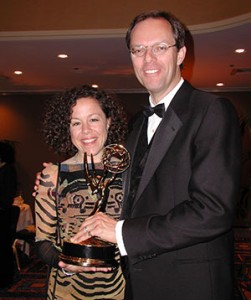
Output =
[
  {"x1": 41, "y1": 163, "x2": 59, "y2": 184},
  {"x1": 42, "y1": 162, "x2": 58, "y2": 173}
]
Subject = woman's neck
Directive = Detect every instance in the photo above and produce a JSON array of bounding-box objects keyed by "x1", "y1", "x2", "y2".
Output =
[{"x1": 74, "y1": 152, "x2": 102, "y2": 164}]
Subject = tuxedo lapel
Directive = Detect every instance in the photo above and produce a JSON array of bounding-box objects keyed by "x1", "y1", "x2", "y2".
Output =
[
  {"x1": 132, "y1": 106, "x2": 182, "y2": 208},
  {"x1": 122, "y1": 115, "x2": 146, "y2": 217}
]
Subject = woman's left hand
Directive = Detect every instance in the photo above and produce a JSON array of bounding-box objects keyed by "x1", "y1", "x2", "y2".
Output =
[
  {"x1": 58, "y1": 260, "x2": 112, "y2": 273},
  {"x1": 71, "y1": 212, "x2": 117, "y2": 244}
]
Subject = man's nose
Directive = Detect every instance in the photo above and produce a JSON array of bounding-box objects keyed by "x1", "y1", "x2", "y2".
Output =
[{"x1": 143, "y1": 47, "x2": 156, "y2": 62}]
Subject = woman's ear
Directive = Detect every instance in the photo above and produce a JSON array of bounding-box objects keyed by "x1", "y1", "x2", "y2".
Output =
[{"x1": 107, "y1": 118, "x2": 111, "y2": 130}]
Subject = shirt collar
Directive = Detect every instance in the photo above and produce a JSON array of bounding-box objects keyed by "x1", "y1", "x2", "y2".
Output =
[{"x1": 149, "y1": 78, "x2": 184, "y2": 111}]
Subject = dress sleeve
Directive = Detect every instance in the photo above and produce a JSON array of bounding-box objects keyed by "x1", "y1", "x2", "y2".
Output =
[{"x1": 35, "y1": 164, "x2": 61, "y2": 266}]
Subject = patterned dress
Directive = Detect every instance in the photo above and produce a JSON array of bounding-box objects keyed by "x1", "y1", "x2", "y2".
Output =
[{"x1": 35, "y1": 163, "x2": 125, "y2": 299}]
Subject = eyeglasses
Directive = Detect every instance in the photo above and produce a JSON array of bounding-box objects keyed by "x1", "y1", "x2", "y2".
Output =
[{"x1": 129, "y1": 42, "x2": 177, "y2": 57}]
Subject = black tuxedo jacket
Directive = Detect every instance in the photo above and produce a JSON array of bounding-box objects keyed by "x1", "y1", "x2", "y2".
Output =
[{"x1": 121, "y1": 81, "x2": 241, "y2": 300}]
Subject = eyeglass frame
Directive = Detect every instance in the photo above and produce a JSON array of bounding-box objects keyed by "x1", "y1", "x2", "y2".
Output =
[{"x1": 129, "y1": 42, "x2": 177, "y2": 57}]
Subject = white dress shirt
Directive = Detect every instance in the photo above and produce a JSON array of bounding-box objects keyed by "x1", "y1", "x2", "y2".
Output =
[{"x1": 116, "y1": 78, "x2": 184, "y2": 256}]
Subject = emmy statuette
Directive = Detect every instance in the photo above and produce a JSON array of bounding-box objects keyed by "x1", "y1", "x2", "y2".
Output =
[{"x1": 59, "y1": 144, "x2": 130, "y2": 268}]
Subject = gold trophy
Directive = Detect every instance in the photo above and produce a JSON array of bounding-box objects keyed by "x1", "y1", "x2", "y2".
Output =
[{"x1": 59, "y1": 144, "x2": 130, "y2": 268}]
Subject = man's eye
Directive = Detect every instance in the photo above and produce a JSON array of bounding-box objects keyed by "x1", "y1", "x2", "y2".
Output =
[
  {"x1": 156, "y1": 45, "x2": 167, "y2": 52},
  {"x1": 132, "y1": 48, "x2": 143, "y2": 54}
]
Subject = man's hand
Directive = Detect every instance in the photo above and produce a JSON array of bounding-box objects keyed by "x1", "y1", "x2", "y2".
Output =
[{"x1": 71, "y1": 212, "x2": 117, "y2": 244}]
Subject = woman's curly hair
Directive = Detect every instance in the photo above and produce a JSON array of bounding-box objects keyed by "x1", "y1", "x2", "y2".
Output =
[{"x1": 42, "y1": 85, "x2": 128, "y2": 156}]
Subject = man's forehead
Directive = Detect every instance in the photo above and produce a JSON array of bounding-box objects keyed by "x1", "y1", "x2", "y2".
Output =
[{"x1": 130, "y1": 18, "x2": 172, "y2": 44}]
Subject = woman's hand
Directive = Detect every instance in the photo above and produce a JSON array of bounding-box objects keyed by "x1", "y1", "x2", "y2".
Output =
[
  {"x1": 58, "y1": 260, "x2": 111, "y2": 273},
  {"x1": 71, "y1": 212, "x2": 117, "y2": 244}
]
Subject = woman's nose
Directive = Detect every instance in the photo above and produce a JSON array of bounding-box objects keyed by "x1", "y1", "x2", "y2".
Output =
[{"x1": 82, "y1": 123, "x2": 91, "y2": 133}]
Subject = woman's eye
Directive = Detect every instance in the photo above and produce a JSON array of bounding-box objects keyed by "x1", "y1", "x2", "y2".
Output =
[
  {"x1": 71, "y1": 121, "x2": 80, "y2": 126},
  {"x1": 90, "y1": 118, "x2": 99, "y2": 122}
]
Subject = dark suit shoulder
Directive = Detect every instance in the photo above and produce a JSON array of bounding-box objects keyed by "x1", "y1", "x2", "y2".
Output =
[
  {"x1": 183, "y1": 81, "x2": 234, "y2": 108},
  {"x1": 179, "y1": 81, "x2": 236, "y2": 112},
  {"x1": 191, "y1": 88, "x2": 238, "y2": 118},
  {"x1": 171, "y1": 81, "x2": 239, "y2": 128}
]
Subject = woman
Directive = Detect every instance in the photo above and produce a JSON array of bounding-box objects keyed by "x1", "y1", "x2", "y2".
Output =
[
  {"x1": 0, "y1": 141, "x2": 18, "y2": 288},
  {"x1": 35, "y1": 85, "x2": 128, "y2": 299}
]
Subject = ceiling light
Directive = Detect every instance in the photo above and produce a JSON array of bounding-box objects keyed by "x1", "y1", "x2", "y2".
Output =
[
  {"x1": 57, "y1": 54, "x2": 68, "y2": 58},
  {"x1": 92, "y1": 84, "x2": 99, "y2": 88},
  {"x1": 234, "y1": 48, "x2": 245, "y2": 54},
  {"x1": 14, "y1": 71, "x2": 23, "y2": 75},
  {"x1": 216, "y1": 82, "x2": 224, "y2": 87}
]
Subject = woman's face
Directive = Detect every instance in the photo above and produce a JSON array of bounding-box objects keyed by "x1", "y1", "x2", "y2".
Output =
[{"x1": 70, "y1": 97, "x2": 111, "y2": 163}]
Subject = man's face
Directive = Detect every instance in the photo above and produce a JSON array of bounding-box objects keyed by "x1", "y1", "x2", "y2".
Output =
[{"x1": 130, "y1": 18, "x2": 186, "y2": 103}]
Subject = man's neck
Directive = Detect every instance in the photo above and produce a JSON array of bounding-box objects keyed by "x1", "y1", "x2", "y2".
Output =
[{"x1": 150, "y1": 78, "x2": 184, "y2": 105}]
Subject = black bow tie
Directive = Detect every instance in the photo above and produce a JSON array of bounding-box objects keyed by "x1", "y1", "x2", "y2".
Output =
[{"x1": 143, "y1": 103, "x2": 165, "y2": 118}]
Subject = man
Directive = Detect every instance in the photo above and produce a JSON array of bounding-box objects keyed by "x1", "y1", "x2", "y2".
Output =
[{"x1": 70, "y1": 11, "x2": 241, "y2": 300}]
